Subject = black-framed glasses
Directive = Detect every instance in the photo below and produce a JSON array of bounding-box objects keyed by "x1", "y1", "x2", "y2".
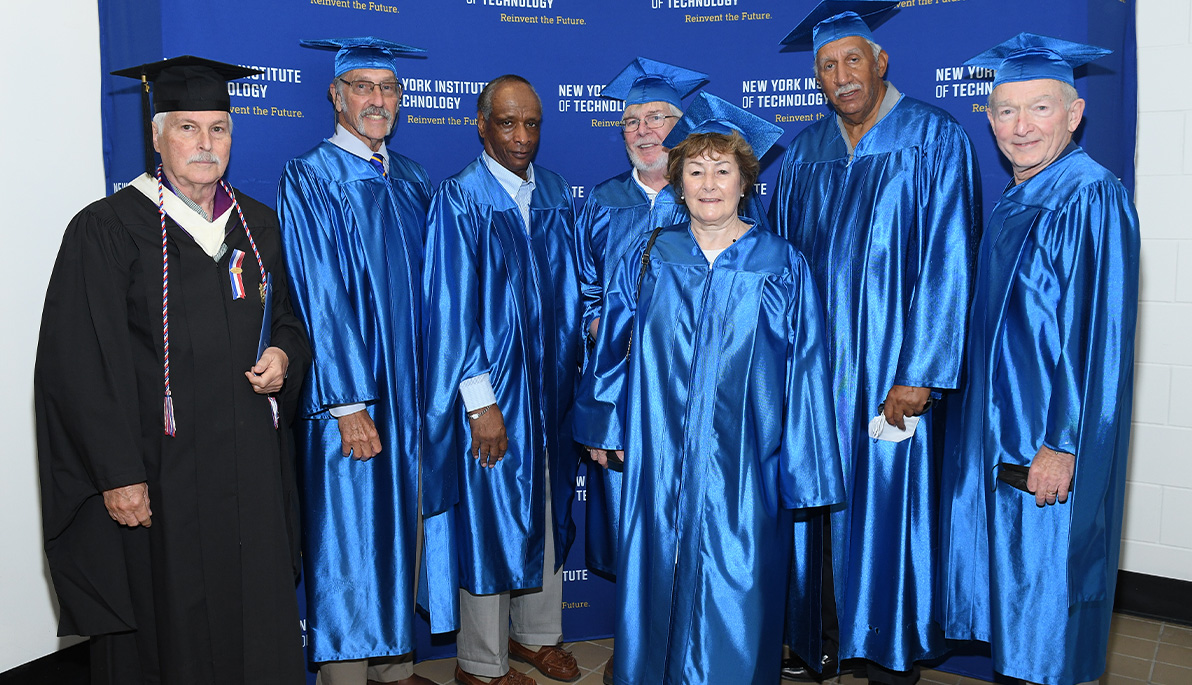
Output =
[
  {"x1": 339, "y1": 78, "x2": 401, "y2": 97},
  {"x1": 621, "y1": 113, "x2": 678, "y2": 132}
]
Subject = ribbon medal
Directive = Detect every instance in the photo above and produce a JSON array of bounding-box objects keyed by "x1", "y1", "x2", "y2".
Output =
[{"x1": 228, "y1": 249, "x2": 247, "y2": 299}]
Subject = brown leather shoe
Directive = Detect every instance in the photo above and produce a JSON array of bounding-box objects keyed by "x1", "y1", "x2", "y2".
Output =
[
  {"x1": 508, "y1": 640, "x2": 580, "y2": 682},
  {"x1": 602, "y1": 651, "x2": 614, "y2": 685},
  {"x1": 454, "y1": 664, "x2": 537, "y2": 685}
]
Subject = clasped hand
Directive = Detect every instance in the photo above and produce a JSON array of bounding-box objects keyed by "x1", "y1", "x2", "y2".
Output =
[
  {"x1": 881, "y1": 385, "x2": 932, "y2": 430},
  {"x1": 245, "y1": 346, "x2": 289, "y2": 394},
  {"x1": 587, "y1": 447, "x2": 624, "y2": 470},
  {"x1": 103, "y1": 482, "x2": 152, "y2": 527},
  {"x1": 1027, "y1": 446, "x2": 1075, "y2": 507}
]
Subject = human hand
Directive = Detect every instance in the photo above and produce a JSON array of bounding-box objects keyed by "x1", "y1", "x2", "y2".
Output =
[
  {"x1": 587, "y1": 447, "x2": 625, "y2": 469},
  {"x1": 881, "y1": 385, "x2": 932, "y2": 430},
  {"x1": 337, "y1": 410, "x2": 382, "y2": 461},
  {"x1": 245, "y1": 346, "x2": 290, "y2": 394},
  {"x1": 103, "y1": 482, "x2": 152, "y2": 527},
  {"x1": 1027, "y1": 446, "x2": 1075, "y2": 507},
  {"x1": 468, "y1": 404, "x2": 508, "y2": 468}
]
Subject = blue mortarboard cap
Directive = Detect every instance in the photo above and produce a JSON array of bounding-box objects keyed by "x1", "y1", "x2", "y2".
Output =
[
  {"x1": 965, "y1": 33, "x2": 1112, "y2": 88},
  {"x1": 601, "y1": 57, "x2": 709, "y2": 109},
  {"x1": 662, "y1": 93, "x2": 784, "y2": 159},
  {"x1": 300, "y1": 36, "x2": 425, "y2": 78},
  {"x1": 780, "y1": 1, "x2": 899, "y2": 54}
]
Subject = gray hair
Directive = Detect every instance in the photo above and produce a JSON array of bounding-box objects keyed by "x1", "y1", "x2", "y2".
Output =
[
  {"x1": 813, "y1": 37, "x2": 882, "y2": 77},
  {"x1": 985, "y1": 80, "x2": 1081, "y2": 109},
  {"x1": 477, "y1": 74, "x2": 541, "y2": 119},
  {"x1": 151, "y1": 110, "x2": 234, "y2": 133},
  {"x1": 623, "y1": 101, "x2": 683, "y2": 120},
  {"x1": 621, "y1": 102, "x2": 683, "y2": 143}
]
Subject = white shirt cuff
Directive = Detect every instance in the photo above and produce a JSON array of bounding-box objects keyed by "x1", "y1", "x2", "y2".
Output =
[
  {"x1": 328, "y1": 402, "x2": 367, "y2": 418},
  {"x1": 459, "y1": 373, "x2": 497, "y2": 412}
]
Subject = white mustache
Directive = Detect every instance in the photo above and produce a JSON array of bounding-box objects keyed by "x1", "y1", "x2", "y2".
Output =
[
  {"x1": 187, "y1": 151, "x2": 221, "y2": 164},
  {"x1": 835, "y1": 83, "x2": 861, "y2": 97},
  {"x1": 361, "y1": 106, "x2": 392, "y2": 120}
]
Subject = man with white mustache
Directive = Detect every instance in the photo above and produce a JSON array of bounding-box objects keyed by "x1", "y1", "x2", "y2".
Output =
[
  {"x1": 277, "y1": 37, "x2": 453, "y2": 685},
  {"x1": 35, "y1": 56, "x2": 310, "y2": 684},
  {"x1": 769, "y1": 2, "x2": 980, "y2": 684}
]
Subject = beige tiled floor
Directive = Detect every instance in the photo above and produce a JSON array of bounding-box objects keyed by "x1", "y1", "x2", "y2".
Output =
[
  {"x1": 413, "y1": 638, "x2": 613, "y2": 684},
  {"x1": 411, "y1": 615, "x2": 1192, "y2": 684}
]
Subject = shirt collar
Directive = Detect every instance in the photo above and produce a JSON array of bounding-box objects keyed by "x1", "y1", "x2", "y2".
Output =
[
  {"x1": 482, "y1": 150, "x2": 535, "y2": 201},
  {"x1": 836, "y1": 81, "x2": 901, "y2": 158},
  {"x1": 160, "y1": 173, "x2": 232, "y2": 220},
  {"x1": 631, "y1": 168, "x2": 660, "y2": 206},
  {"x1": 329, "y1": 123, "x2": 389, "y2": 166}
]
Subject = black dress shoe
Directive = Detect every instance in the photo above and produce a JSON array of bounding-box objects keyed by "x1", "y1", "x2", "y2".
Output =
[{"x1": 780, "y1": 654, "x2": 838, "y2": 682}]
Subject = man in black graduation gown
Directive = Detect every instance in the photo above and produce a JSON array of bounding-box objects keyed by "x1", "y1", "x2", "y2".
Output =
[{"x1": 34, "y1": 56, "x2": 310, "y2": 684}]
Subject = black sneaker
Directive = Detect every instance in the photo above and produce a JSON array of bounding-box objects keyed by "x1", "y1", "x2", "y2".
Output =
[{"x1": 780, "y1": 654, "x2": 837, "y2": 682}]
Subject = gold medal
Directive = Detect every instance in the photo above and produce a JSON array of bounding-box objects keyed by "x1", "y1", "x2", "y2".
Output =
[{"x1": 229, "y1": 266, "x2": 243, "y2": 274}]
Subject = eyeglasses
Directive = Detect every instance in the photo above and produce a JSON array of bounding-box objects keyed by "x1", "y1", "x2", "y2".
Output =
[
  {"x1": 339, "y1": 78, "x2": 401, "y2": 97},
  {"x1": 621, "y1": 113, "x2": 678, "y2": 133}
]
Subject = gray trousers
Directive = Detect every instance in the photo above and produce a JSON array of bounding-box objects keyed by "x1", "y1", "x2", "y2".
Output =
[
  {"x1": 456, "y1": 464, "x2": 563, "y2": 678},
  {"x1": 315, "y1": 654, "x2": 413, "y2": 684}
]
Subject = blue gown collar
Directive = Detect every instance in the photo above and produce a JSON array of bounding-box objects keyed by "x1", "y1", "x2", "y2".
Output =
[{"x1": 1004, "y1": 142, "x2": 1083, "y2": 194}]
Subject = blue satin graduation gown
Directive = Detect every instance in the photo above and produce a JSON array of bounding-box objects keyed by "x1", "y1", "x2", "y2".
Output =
[
  {"x1": 576, "y1": 174, "x2": 770, "y2": 576},
  {"x1": 770, "y1": 94, "x2": 979, "y2": 670},
  {"x1": 573, "y1": 222, "x2": 844, "y2": 685},
  {"x1": 277, "y1": 142, "x2": 457, "y2": 662},
  {"x1": 937, "y1": 146, "x2": 1139, "y2": 685},
  {"x1": 423, "y1": 156, "x2": 581, "y2": 594}
]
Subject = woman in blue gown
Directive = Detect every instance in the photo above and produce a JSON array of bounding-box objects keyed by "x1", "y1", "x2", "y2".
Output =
[{"x1": 573, "y1": 93, "x2": 845, "y2": 685}]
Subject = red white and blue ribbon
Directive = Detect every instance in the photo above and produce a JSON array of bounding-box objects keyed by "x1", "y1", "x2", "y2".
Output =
[
  {"x1": 228, "y1": 249, "x2": 247, "y2": 300},
  {"x1": 219, "y1": 180, "x2": 280, "y2": 429},
  {"x1": 156, "y1": 167, "x2": 279, "y2": 435}
]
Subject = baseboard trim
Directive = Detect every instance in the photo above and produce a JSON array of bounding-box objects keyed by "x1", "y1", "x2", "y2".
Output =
[
  {"x1": 0, "y1": 641, "x2": 87, "y2": 684},
  {"x1": 1114, "y1": 569, "x2": 1192, "y2": 625}
]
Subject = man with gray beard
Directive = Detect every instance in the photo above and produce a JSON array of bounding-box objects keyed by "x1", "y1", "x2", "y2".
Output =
[
  {"x1": 573, "y1": 59, "x2": 706, "y2": 685},
  {"x1": 574, "y1": 56, "x2": 705, "y2": 579},
  {"x1": 277, "y1": 37, "x2": 453, "y2": 685}
]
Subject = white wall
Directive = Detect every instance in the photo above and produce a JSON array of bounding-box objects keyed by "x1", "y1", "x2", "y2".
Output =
[
  {"x1": 0, "y1": 0, "x2": 102, "y2": 671},
  {"x1": 1120, "y1": 2, "x2": 1192, "y2": 582}
]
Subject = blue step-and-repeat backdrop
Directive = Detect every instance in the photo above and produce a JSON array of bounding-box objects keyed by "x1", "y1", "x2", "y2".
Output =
[{"x1": 95, "y1": 0, "x2": 1136, "y2": 679}]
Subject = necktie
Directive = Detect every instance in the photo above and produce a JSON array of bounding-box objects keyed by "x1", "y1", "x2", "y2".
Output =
[
  {"x1": 370, "y1": 153, "x2": 387, "y2": 179},
  {"x1": 515, "y1": 182, "x2": 533, "y2": 233}
]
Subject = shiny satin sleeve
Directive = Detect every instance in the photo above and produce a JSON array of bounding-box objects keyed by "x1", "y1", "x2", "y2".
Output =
[
  {"x1": 894, "y1": 128, "x2": 980, "y2": 390},
  {"x1": 1043, "y1": 181, "x2": 1140, "y2": 473},
  {"x1": 768, "y1": 148, "x2": 802, "y2": 242},
  {"x1": 276, "y1": 160, "x2": 377, "y2": 418},
  {"x1": 778, "y1": 255, "x2": 845, "y2": 511},
  {"x1": 575, "y1": 197, "x2": 609, "y2": 344},
  {"x1": 572, "y1": 232, "x2": 644, "y2": 450},
  {"x1": 421, "y1": 179, "x2": 491, "y2": 516}
]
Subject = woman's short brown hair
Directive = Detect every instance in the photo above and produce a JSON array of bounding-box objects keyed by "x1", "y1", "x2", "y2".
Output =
[{"x1": 666, "y1": 131, "x2": 760, "y2": 212}]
